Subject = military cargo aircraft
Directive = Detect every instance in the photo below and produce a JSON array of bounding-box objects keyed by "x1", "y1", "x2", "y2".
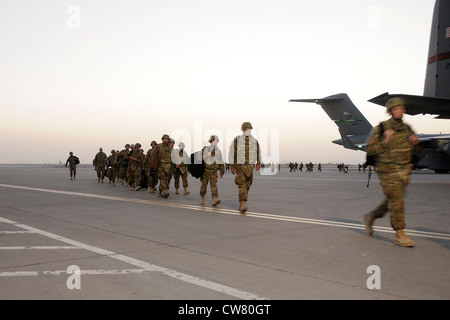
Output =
[{"x1": 290, "y1": 0, "x2": 450, "y2": 173}]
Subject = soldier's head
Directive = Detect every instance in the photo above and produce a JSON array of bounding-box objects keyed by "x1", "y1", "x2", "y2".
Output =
[
  {"x1": 111, "y1": 149, "x2": 115, "y2": 154},
  {"x1": 99, "y1": 147, "x2": 103, "y2": 152},
  {"x1": 130, "y1": 144, "x2": 135, "y2": 150},
  {"x1": 69, "y1": 152, "x2": 73, "y2": 155},
  {"x1": 170, "y1": 138, "x2": 175, "y2": 147},
  {"x1": 386, "y1": 97, "x2": 406, "y2": 120},
  {"x1": 161, "y1": 134, "x2": 170, "y2": 144},
  {"x1": 125, "y1": 144, "x2": 130, "y2": 149},
  {"x1": 135, "y1": 143, "x2": 141, "y2": 150},
  {"x1": 241, "y1": 122, "x2": 253, "y2": 136},
  {"x1": 209, "y1": 135, "x2": 219, "y2": 146},
  {"x1": 151, "y1": 140, "x2": 157, "y2": 148}
]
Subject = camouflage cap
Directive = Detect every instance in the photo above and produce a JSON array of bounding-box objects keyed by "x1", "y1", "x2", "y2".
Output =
[
  {"x1": 385, "y1": 97, "x2": 407, "y2": 111},
  {"x1": 241, "y1": 122, "x2": 253, "y2": 131},
  {"x1": 161, "y1": 134, "x2": 170, "y2": 140}
]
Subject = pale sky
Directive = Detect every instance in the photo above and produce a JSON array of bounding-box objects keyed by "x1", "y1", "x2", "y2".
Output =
[{"x1": 1, "y1": 0, "x2": 447, "y2": 164}]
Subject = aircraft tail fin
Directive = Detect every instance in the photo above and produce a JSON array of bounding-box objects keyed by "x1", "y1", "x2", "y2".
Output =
[
  {"x1": 290, "y1": 93, "x2": 373, "y2": 150},
  {"x1": 424, "y1": 0, "x2": 450, "y2": 98}
]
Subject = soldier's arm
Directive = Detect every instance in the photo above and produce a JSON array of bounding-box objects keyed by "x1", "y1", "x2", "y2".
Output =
[
  {"x1": 366, "y1": 126, "x2": 387, "y2": 156},
  {"x1": 228, "y1": 139, "x2": 237, "y2": 171},
  {"x1": 256, "y1": 141, "x2": 261, "y2": 170}
]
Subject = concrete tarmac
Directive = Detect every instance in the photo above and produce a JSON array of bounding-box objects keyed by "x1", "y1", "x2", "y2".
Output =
[{"x1": 0, "y1": 166, "x2": 449, "y2": 300}]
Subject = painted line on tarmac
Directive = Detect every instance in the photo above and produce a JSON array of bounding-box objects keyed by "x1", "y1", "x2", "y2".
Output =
[
  {"x1": 0, "y1": 269, "x2": 168, "y2": 277},
  {"x1": 0, "y1": 216, "x2": 267, "y2": 300},
  {"x1": 1, "y1": 183, "x2": 449, "y2": 241}
]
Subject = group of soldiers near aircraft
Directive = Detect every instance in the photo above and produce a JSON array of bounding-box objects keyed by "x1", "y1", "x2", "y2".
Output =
[
  {"x1": 89, "y1": 122, "x2": 261, "y2": 213},
  {"x1": 68, "y1": 98, "x2": 421, "y2": 247}
]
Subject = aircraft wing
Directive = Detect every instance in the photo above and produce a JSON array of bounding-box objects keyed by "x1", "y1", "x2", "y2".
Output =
[
  {"x1": 369, "y1": 92, "x2": 450, "y2": 119},
  {"x1": 417, "y1": 133, "x2": 450, "y2": 142}
]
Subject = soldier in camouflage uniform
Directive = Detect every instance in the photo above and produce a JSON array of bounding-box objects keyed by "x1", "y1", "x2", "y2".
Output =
[
  {"x1": 93, "y1": 147, "x2": 107, "y2": 183},
  {"x1": 143, "y1": 140, "x2": 158, "y2": 193},
  {"x1": 65, "y1": 151, "x2": 78, "y2": 180},
  {"x1": 126, "y1": 144, "x2": 135, "y2": 186},
  {"x1": 128, "y1": 143, "x2": 144, "y2": 191},
  {"x1": 229, "y1": 122, "x2": 261, "y2": 213},
  {"x1": 106, "y1": 149, "x2": 117, "y2": 186},
  {"x1": 198, "y1": 135, "x2": 224, "y2": 206},
  {"x1": 118, "y1": 144, "x2": 131, "y2": 185},
  {"x1": 172, "y1": 142, "x2": 190, "y2": 195},
  {"x1": 154, "y1": 134, "x2": 172, "y2": 198},
  {"x1": 363, "y1": 98, "x2": 421, "y2": 247},
  {"x1": 167, "y1": 138, "x2": 176, "y2": 191}
]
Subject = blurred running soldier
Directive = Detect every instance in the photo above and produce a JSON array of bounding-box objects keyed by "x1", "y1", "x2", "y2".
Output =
[{"x1": 363, "y1": 97, "x2": 421, "y2": 247}]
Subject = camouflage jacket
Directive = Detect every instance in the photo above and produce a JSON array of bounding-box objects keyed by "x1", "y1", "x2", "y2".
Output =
[{"x1": 366, "y1": 118, "x2": 421, "y2": 171}]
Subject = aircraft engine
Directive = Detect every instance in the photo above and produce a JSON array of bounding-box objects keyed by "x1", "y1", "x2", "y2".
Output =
[{"x1": 441, "y1": 143, "x2": 450, "y2": 159}]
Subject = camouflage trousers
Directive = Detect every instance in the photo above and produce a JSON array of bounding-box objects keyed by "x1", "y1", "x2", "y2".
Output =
[
  {"x1": 235, "y1": 165, "x2": 254, "y2": 202},
  {"x1": 128, "y1": 164, "x2": 141, "y2": 187},
  {"x1": 96, "y1": 165, "x2": 106, "y2": 179},
  {"x1": 200, "y1": 169, "x2": 218, "y2": 198},
  {"x1": 107, "y1": 167, "x2": 116, "y2": 183},
  {"x1": 174, "y1": 169, "x2": 189, "y2": 189},
  {"x1": 119, "y1": 166, "x2": 128, "y2": 182},
  {"x1": 157, "y1": 163, "x2": 171, "y2": 192},
  {"x1": 369, "y1": 167, "x2": 411, "y2": 230},
  {"x1": 68, "y1": 165, "x2": 76, "y2": 178}
]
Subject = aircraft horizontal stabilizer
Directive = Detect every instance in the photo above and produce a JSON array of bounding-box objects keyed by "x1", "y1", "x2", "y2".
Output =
[
  {"x1": 290, "y1": 93, "x2": 373, "y2": 151},
  {"x1": 289, "y1": 98, "x2": 342, "y2": 104},
  {"x1": 369, "y1": 92, "x2": 450, "y2": 119}
]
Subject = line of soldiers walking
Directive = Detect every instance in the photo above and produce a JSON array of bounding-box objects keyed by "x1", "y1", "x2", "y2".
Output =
[
  {"x1": 92, "y1": 136, "x2": 190, "y2": 196},
  {"x1": 91, "y1": 122, "x2": 261, "y2": 213}
]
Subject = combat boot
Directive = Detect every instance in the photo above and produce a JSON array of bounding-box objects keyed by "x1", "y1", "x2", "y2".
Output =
[
  {"x1": 184, "y1": 188, "x2": 190, "y2": 195},
  {"x1": 239, "y1": 201, "x2": 248, "y2": 213},
  {"x1": 212, "y1": 197, "x2": 221, "y2": 206},
  {"x1": 148, "y1": 187, "x2": 154, "y2": 193},
  {"x1": 362, "y1": 214, "x2": 375, "y2": 236},
  {"x1": 200, "y1": 196, "x2": 205, "y2": 205},
  {"x1": 136, "y1": 186, "x2": 141, "y2": 191},
  {"x1": 394, "y1": 230, "x2": 415, "y2": 247},
  {"x1": 176, "y1": 188, "x2": 179, "y2": 195}
]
